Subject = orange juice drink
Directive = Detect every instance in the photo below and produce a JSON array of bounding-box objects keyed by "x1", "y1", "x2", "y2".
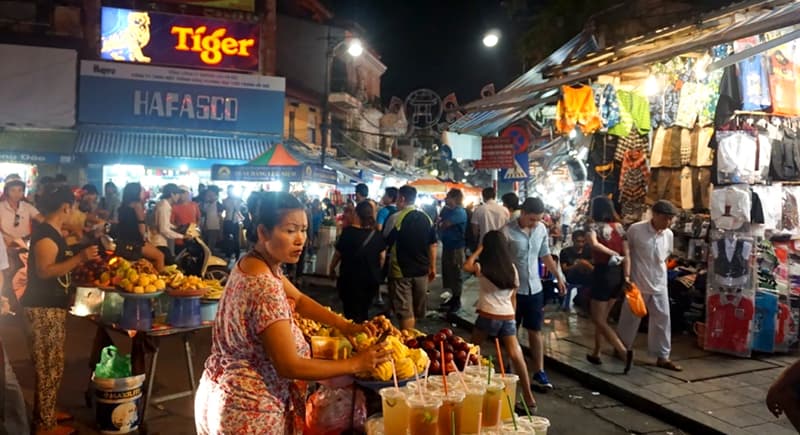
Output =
[
  {"x1": 499, "y1": 374, "x2": 519, "y2": 421},
  {"x1": 482, "y1": 380, "x2": 505, "y2": 428},
  {"x1": 460, "y1": 382, "x2": 487, "y2": 433},
  {"x1": 379, "y1": 387, "x2": 409, "y2": 435},
  {"x1": 407, "y1": 396, "x2": 442, "y2": 435},
  {"x1": 436, "y1": 390, "x2": 465, "y2": 435}
]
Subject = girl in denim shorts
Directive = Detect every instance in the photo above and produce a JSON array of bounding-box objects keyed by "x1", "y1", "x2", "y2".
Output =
[{"x1": 464, "y1": 230, "x2": 538, "y2": 413}]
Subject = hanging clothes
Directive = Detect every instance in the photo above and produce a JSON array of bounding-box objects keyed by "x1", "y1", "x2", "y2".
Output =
[
  {"x1": 710, "y1": 185, "x2": 751, "y2": 231},
  {"x1": 767, "y1": 47, "x2": 799, "y2": 116},
  {"x1": 619, "y1": 149, "x2": 649, "y2": 222},
  {"x1": 714, "y1": 65, "x2": 743, "y2": 127},
  {"x1": 592, "y1": 83, "x2": 621, "y2": 130},
  {"x1": 649, "y1": 83, "x2": 680, "y2": 129},
  {"x1": 556, "y1": 84, "x2": 602, "y2": 135},
  {"x1": 646, "y1": 168, "x2": 682, "y2": 208},
  {"x1": 650, "y1": 127, "x2": 682, "y2": 168},
  {"x1": 769, "y1": 125, "x2": 800, "y2": 181},
  {"x1": 706, "y1": 290, "x2": 754, "y2": 357},
  {"x1": 711, "y1": 238, "x2": 753, "y2": 287},
  {"x1": 614, "y1": 128, "x2": 649, "y2": 162},
  {"x1": 588, "y1": 135, "x2": 620, "y2": 207},
  {"x1": 687, "y1": 126, "x2": 715, "y2": 167},
  {"x1": 674, "y1": 82, "x2": 716, "y2": 129},
  {"x1": 608, "y1": 90, "x2": 651, "y2": 138}
]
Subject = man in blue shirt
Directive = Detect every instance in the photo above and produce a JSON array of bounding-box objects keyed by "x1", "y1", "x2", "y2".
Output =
[
  {"x1": 503, "y1": 197, "x2": 566, "y2": 391},
  {"x1": 437, "y1": 188, "x2": 467, "y2": 313},
  {"x1": 376, "y1": 187, "x2": 398, "y2": 232}
]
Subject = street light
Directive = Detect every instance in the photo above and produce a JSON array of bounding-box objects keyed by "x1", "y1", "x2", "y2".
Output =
[
  {"x1": 321, "y1": 36, "x2": 363, "y2": 166},
  {"x1": 482, "y1": 31, "x2": 500, "y2": 48}
]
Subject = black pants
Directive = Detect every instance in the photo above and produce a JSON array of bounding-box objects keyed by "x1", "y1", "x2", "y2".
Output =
[
  {"x1": 339, "y1": 283, "x2": 378, "y2": 323},
  {"x1": 222, "y1": 221, "x2": 241, "y2": 259},
  {"x1": 156, "y1": 246, "x2": 175, "y2": 265}
]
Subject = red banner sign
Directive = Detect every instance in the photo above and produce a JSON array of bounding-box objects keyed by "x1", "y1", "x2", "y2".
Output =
[{"x1": 474, "y1": 137, "x2": 514, "y2": 169}]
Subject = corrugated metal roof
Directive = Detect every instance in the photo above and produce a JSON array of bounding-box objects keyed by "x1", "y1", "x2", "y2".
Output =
[{"x1": 75, "y1": 128, "x2": 275, "y2": 161}]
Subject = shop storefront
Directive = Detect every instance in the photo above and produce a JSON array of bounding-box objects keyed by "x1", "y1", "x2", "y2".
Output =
[
  {"x1": 0, "y1": 44, "x2": 81, "y2": 187},
  {"x1": 77, "y1": 7, "x2": 282, "y2": 192}
]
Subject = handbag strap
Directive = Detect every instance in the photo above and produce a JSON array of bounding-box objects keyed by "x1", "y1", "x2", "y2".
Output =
[{"x1": 358, "y1": 230, "x2": 377, "y2": 256}]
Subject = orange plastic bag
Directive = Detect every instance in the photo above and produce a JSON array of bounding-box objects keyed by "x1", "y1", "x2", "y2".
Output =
[{"x1": 624, "y1": 282, "x2": 647, "y2": 318}]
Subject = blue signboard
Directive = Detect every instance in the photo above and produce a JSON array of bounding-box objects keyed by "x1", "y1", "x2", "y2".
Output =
[
  {"x1": 0, "y1": 151, "x2": 73, "y2": 165},
  {"x1": 78, "y1": 60, "x2": 285, "y2": 134},
  {"x1": 211, "y1": 163, "x2": 337, "y2": 185},
  {"x1": 499, "y1": 124, "x2": 530, "y2": 181}
]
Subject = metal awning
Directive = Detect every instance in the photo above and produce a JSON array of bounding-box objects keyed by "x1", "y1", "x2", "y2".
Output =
[
  {"x1": 76, "y1": 127, "x2": 276, "y2": 161},
  {"x1": 451, "y1": 0, "x2": 800, "y2": 136}
]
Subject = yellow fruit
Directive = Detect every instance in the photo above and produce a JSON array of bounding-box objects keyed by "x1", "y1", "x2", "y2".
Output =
[
  {"x1": 145, "y1": 284, "x2": 156, "y2": 293},
  {"x1": 139, "y1": 276, "x2": 150, "y2": 287},
  {"x1": 120, "y1": 278, "x2": 130, "y2": 288},
  {"x1": 133, "y1": 286, "x2": 144, "y2": 294},
  {"x1": 155, "y1": 279, "x2": 166, "y2": 290}
]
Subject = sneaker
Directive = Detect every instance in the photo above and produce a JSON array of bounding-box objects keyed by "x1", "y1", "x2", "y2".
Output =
[{"x1": 532, "y1": 371, "x2": 554, "y2": 391}]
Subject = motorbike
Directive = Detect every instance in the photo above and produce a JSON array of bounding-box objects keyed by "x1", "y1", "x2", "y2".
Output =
[{"x1": 174, "y1": 223, "x2": 230, "y2": 284}]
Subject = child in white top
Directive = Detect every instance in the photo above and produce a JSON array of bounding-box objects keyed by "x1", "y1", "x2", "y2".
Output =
[{"x1": 464, "y1": 230, "x2": 537, "y2": 412}]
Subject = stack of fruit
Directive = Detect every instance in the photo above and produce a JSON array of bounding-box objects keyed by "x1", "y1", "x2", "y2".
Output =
[
  {"x1": 355, "y1": 335, "x2": 429, "y2": 381},
  {"x1": 73, "y1": 258, "x2": 111, "y2": 287},
  {"x1": 404, "y1": 328, "x2": 479, "y2": 375},
  {"x1": 107, "y1": 257, "x2": 166, "y2": 294},
  {"x1": 202, "y1": 279, "x2": 224, "y2": 300}
]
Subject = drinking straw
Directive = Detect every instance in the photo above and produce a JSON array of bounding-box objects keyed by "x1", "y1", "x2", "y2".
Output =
[
  {"x1": 494, "y1": 337, "x2": 506, "y2": 376},
  {"x1": 390, "y1": 358, "x2": 399, "y2": 392},
  {"x1": 412, "y1": 360, "x2": 423, "y2": 399},
  {"x1": 451, "y1": 410, "x2": 456, "y2": 435},
  {"x1": 454, "y1": 365, "x2": 469, "y2": 390},
  {"x1": 519, "y1": 392, "x2": 533, "y2": 422},
  {"x1": 507, "y1": 395, "x2": 518, "y2": 430},
  {"x1": 424, "y1": 359, "x2": 431, "y2": 391},
  {"x1": 439, "y1": 341, "x2": 449, "y2": 395},
  {"x1": 487, "y1": 355, "x2": 493, "y2": 384}
]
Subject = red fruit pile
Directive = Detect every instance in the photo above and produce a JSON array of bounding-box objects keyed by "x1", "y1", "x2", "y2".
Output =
[{"x1": 405, "y1": 328, "x2": 478, "y2": 375}]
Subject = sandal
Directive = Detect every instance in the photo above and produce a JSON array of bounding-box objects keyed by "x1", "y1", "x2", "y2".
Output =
[
  {"x1": 514, "y1": 402, "x2": 537, "y2": 417},
  {"x1": 586, "y1": 354, "x2": 602, "y2": 365},
  {"x1": 624, "y1": 350, "x2": 634, "y2": 374},
  {"x1": 656, "y1": 360, "x2": 683, "y2": 372}
]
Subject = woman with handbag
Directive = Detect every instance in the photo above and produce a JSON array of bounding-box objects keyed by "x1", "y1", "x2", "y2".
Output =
[
  {"x1": 115, "y1": 183, "x2": 165, "y2": 271},
  {"x1": 586, "y1": 196, "x2": 633, "y2": 373},
  {"x1": 329, "y1": 201, "x2": 386, "y2": 322}
]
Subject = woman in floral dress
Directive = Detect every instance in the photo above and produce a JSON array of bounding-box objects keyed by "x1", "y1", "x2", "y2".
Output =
[{"x1": 195, "y1": 192, "x2": 389, "y2": 434}]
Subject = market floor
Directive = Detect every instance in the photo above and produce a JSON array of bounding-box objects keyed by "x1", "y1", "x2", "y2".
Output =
[{"x1": 0, "y1": 276, "x2": 684, "y2": 434}]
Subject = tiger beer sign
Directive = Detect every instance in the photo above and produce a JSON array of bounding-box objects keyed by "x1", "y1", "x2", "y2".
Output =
[{"x1": 101, "y1": 6, "x2": 260, "y2": 72}]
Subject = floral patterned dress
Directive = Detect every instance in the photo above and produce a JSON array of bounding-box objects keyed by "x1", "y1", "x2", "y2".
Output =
[{"x1": 195, "y1": 264, "x2": 310, "y2": 434}]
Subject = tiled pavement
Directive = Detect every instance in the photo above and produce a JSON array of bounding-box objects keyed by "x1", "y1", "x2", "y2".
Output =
[{"x1": 446, "y1": 277, "x2": 799, "y2": 435}]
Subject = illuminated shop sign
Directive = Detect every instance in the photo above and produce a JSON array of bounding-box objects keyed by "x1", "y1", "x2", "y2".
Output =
[
  {"x1": 100, "y1": 6, "x2": 259, "y2": 72},
  {"x1": 79, "y1": 61, "x2": 285, "y2": 134},
  {"x1": 156, "y1": 0, "x2": 255, "y2": 13}
]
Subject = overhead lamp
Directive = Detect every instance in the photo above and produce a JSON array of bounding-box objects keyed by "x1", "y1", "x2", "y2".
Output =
[
  {"x1": 644, "y1": 75, "x2": 662, "y2": 97},
  {"x1": 346, "y1": 38, "x2": 364, "y2": 57},
  {"x1": 482, "y1": 31, "x2": 500, "y2": 48}
]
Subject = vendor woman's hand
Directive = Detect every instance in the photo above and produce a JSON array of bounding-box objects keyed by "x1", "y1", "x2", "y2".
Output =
[
  {"x1": 352, "y1": 343, "x2": 391, "y2": 373},
  {"x1": 80, "y1": 245, "x2": 99, "y2": 262},
  {"x1": 341, "y1": 321, "x2": 377, "y2": 338}
]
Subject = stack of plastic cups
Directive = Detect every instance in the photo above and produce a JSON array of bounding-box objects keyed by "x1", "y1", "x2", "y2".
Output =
[
  {"x1": 461, "y1": 381, "x2": 487, "y2": 434},
  {"x1": 436, "y1": 389, "x2": 465, "y2": 435},
  {"x1": 482, "y1": 379, "x2": 505, "y2": 430}
]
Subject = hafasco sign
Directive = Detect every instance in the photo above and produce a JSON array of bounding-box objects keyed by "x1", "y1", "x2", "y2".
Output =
[
  {"x1": 100, "y1": 6, "x2": 259, "y2": 72},
  {"x1": 79, "y1": 61, "x2": 285, "y2": 134}
]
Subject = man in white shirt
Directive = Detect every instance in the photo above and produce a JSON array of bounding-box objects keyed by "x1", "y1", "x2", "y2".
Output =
[
  {"x1": 618, "y1": 200, "x2": 682, "y2": 371},
  {"x1": 471, "y1": 187, "x2": 509, "y2": 244},
  {"x1": 0, "y1": 180, "x2": 42, "y2": 246},
  {"x1": 151, "y1": 184, "x2": 185, "y2": 264},
  {"x1": 222, "y1": 185, "x2": 244, "y2": 260}
]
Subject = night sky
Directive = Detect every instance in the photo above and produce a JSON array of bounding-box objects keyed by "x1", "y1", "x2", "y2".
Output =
[{"x1": 325, "y1": 0, "x2": 525, "y2": 106}]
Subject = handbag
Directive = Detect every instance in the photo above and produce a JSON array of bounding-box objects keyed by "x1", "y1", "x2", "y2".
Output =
[{"x1": 624, "y1": 282, "x2": 648, "y2": 318}]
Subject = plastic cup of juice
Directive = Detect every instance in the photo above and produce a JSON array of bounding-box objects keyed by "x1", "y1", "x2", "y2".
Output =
[
  {"x1": 379, "y1": 387, "x2": 409, "y2": 435},
  {"x1": 460, "y1": 382, "x2": 487, "y2": 433},
  {"x1": 436, "y1": 390, "x2": 465, "y2": 435},
  {"x1": 464, "y1": 365, "x2": 493, "y2": 380},
  {"x1": 499, "y1": 374, "x2": 519, "y2": 421},
  {"x1": 531, "y1": 416, "x2": 551, "y2": 435},
  {"x1": 482, "y1": 380, "x2": 505, "y2": 428},
  {"x1": 407, "y1": 395, "x2": 442, "y2": 435}
]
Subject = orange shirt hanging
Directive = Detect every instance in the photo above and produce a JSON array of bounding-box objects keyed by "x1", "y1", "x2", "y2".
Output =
[{"x1": 556, "y1": 84, "x2": 602, "y2": 135}]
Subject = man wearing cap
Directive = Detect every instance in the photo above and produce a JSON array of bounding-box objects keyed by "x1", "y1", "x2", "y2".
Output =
[
  {"x1": 503, "y1": 197, "x2": 566, "y2": 391},
  {"x1": 151, "y1": 183, "x2": 186, "y2": 265},
  {"x1": 617, "y1": 200, "x2": 682, "y2": 371}
]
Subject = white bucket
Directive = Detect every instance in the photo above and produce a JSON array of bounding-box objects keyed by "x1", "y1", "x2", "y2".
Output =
[{"x1": 92, "y1": 374, "x2": 146, "y2": 434}]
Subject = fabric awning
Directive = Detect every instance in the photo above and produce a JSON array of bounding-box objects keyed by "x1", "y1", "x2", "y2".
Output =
[{"x1": 75, "y1": 127, "x2": 276, "y2": 162}]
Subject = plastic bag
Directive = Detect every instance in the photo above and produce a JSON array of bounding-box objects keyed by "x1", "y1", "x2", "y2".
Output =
[
  {"x1": 305, "y1": 385, "x2": 366, "y2": 435},
  {"x1": 94, "y1": 345, "x2": 132, "y2": 379},
  {"x1": 624, "y1": 282, "x2": 648, "y2": 318}
]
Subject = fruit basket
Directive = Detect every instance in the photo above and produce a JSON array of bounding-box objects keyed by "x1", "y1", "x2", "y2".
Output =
[{"x1": 166, "y1": 288, "x2": 206, "y2": 298}]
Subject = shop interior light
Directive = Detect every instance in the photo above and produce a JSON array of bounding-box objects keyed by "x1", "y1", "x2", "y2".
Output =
[
  {"x1": 179, "y1": 164, "x2": 189, "y2": 172},
  {"x1": 347, "y1": 39, "x2": 364, "y2": 57},
  {"x1": 568, "y1": 129, "x2": 577, "y2": 139},
  {"x1": 644, "y1": 75, "x2": 662, "y2": 97},
  {"x1": 430, "y1": 169, "x2": 439, "y2": 177}
]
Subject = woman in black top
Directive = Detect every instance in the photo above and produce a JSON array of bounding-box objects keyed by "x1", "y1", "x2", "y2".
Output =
[
  {"x1": 20, "y1": 184, "x2": 99, "y2": 434},
  {"x1": 116, "y1": 183, "x2": 165, "y2": 271},
  {"x1": 329, "y1": 201, "x2": 386, "y2": 322}
]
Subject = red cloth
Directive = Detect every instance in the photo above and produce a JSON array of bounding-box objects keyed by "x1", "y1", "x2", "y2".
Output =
[
  {"x1": 171, "y1": 202, "x2": 199, "y2": 226},
  {"x1": 591, "y1": 223, "x2": 624, "y2": 265},
  {"x1": 706, "y1": 293, "x2": 754, "y2": 354},
  {"x1": 776, "y1": 302, "x2": 792, "y2": 344}
]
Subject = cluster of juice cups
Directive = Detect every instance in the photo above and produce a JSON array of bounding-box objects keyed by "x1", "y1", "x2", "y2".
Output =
[{"x1": 379, "y1": 361, "x2": 549, "y2": 434}]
